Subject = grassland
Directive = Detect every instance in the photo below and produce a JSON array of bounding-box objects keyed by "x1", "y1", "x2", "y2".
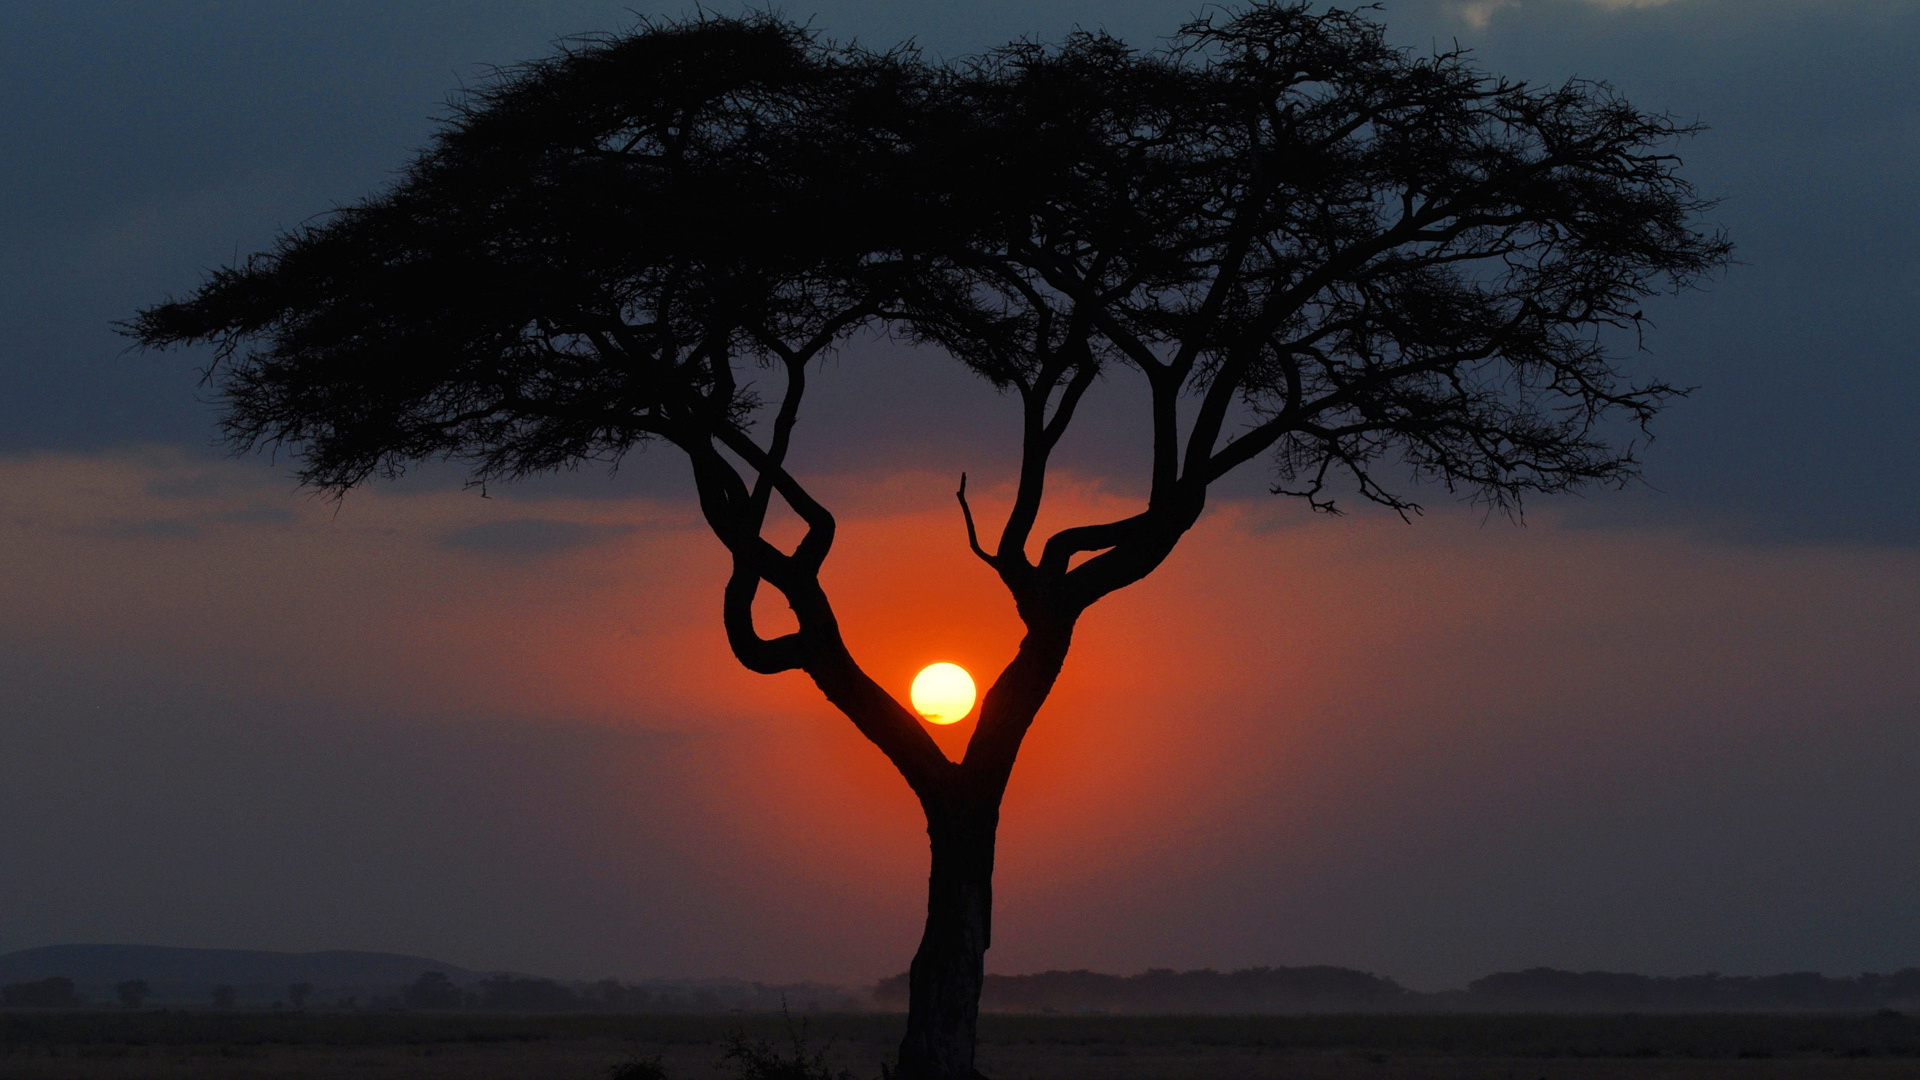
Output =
[{"x1": 2, "y1": 1010, "x2": 1918, "y2": 1079}]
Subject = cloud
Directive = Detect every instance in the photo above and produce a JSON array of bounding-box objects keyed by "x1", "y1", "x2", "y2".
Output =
[
  {"x1": 1457, "y1": 0, "x2": 1521, "y2": 29},
  {"x1": 1455, "y1": 0, "x2": 1681, "y2": 28}
]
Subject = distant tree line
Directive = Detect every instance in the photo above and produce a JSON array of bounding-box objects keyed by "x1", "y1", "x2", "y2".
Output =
[
  {"x1": 401, "y1": 972, "x2": 584, "y2": 1011},
  {"x1": 873, "y1": 967, "x2": 1413, "y2": 1014},
  {"x1": 875, "y1": 966, "x2": 1920, "y2": 1014},
  {"x1": 1, "y1": 978, "x2": 82, "y2": 1008},
  {"x1": 1458, "y1": 968, "x2": 1920, "y2": 1012},
  {"x1": 10, "y1": 966, "x2": 1920, "y2": 1013},
  {"x1": 399, "y1": 972, "x2": 862, "y2": 1013}
]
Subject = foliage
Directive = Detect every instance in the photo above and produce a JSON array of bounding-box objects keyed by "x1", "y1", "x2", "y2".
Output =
[
  {"x1": 608, "y1": 1054, "x2": 672, "y2": 1080},
  {"x1": 124, "y1": 4, "x2": 1729, "y2": 518},
  {"x1": 123, "y1": 5, "x2": 1730, "y2": 674},
  {"x1": 475, "y1": 974, "x2": 588, "y2": 1011},
  {"x1": 114, "y1": 979, "x2": 150, "y2": 1009},
  {"x1": 875, "y1": 965, "x2": 1920, "y2": 1015},
  {"x1": 1464, "y1": 967, "x2": 1920, "y2": 1011},
  {"x1": 876, "y1": 964, "x2": 1412, "y2": 1013},
  {"x1": 1, "y1": 977, "x2": 82, "y2": 1008},
  {"x1": 720, "y1": 1011, "x2": 854, "y2": 1080},
  {"x1": 126, "y1": 13, "x2": 918, "y2": 492},
  {"x1": 1, "y1": 1010, "x2": 1919, "y2": 1057},
  {"x1": 403, "y1": 971, "x2": 466, "y2": 1011}
]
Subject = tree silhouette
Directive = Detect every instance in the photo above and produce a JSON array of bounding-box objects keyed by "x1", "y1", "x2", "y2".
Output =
[
  {"x1": 2, "y1": 977, "x2": 82, "y2": 1008},
  {"x1": 115, "y1": 978, "x2": 151, "y2": 1009},
  {"x1": 126, "y1": 6, "x2": 1727, "y2": 1076},
  {"x1": 403, "y1": 971, "x2": 465, "y2": 1011}
]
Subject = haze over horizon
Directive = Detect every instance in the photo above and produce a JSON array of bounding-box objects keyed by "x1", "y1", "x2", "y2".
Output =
[{"x1": 2, "y1": 0, "x2": 1917, "y2": 995}]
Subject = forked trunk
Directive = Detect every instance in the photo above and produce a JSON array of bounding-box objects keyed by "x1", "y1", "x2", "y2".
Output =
[{"x1": 894, "y1": 803, "x2": 998, "y2": 1080}]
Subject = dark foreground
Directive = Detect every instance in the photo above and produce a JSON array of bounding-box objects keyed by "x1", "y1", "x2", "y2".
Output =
[{"x1": 4, "y1": 1011, "x2": 1920, "y2": 1079}]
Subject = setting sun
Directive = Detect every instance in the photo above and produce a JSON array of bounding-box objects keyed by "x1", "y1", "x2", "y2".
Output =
[{"x1": 910, "y1": 662, "x2": 977, "y2": 725}]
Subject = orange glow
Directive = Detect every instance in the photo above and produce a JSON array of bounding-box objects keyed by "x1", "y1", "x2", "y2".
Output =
[
  {"x1": 910, "y1": 662, "x2": 976, "y2": 725},
  {"x1": 16, "y1": 453, "x2": 1920, "y2": 983}
]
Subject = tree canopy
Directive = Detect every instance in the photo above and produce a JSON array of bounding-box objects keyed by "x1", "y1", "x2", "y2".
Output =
[{"x1": 130, "y1": 7, "x2": 1727, "y2": 620}]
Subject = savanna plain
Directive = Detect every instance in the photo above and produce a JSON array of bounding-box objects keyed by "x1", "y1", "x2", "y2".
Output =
[{"x1": 5, "y1": 1012, "x2": 1920, "y2": 1080}]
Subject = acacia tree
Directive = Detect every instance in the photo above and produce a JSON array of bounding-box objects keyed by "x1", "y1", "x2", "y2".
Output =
[{"x1": 128, "y1": 6, "x2": 1728, "y2": 1077}]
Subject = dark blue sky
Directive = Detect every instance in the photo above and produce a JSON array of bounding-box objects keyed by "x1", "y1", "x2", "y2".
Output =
[{"x1": 3, "y1": 0, "x2": 1915, "y2": 539}]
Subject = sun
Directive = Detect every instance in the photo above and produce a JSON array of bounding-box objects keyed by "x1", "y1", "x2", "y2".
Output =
[{"x1": 910, "y1": 662, "x2": 977, "y2": 726}]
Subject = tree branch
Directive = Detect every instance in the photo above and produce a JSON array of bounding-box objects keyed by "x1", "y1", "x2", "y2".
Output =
[{"x1": 956, "y1": 472, "x2": 994, "y2": 567}]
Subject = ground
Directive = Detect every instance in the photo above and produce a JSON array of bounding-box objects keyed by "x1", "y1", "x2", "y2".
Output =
[{"x1": 1, "y1": 1011, "x2": 1918, "y2": 1079}]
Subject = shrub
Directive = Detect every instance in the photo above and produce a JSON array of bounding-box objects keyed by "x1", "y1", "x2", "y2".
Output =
[
  {"x1": 720, "y1": 1012, "x2": 851, "y2": 1080},
  {"x1": 608, "y1": 1055, "x2": 671, "y2": 1080}
]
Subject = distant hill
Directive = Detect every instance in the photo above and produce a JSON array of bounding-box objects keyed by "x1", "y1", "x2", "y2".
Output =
[{"x1": 0, "y1": 944, "x2": 478, "y2": 1005}]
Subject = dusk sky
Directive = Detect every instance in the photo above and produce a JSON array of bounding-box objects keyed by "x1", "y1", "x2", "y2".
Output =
[{"x1": 2, "y1": 0, "x2": 1917, "y2": 992}]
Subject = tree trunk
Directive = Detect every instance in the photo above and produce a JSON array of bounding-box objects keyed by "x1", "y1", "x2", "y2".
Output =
[{"x1": 895, "y1": 801, "x2": 999, "y2": 1080}]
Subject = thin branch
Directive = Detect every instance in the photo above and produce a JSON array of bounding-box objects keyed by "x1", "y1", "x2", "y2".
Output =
[{"x1": 956, "y1": 472, "x2": 994, "y2": 567}]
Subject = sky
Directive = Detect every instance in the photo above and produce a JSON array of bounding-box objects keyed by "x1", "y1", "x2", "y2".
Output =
[{"x1": 0, "y1": 0, "x2": 1916, "y2": 992}]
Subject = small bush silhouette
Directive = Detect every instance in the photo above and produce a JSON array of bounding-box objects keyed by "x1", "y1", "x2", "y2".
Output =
[
  {"x1": 608, "y1": 1055, "x2": 670, "y2": 1080},
  {"x1": 720, "y1": 1012, "x2": 851, "y2": 1080}
]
